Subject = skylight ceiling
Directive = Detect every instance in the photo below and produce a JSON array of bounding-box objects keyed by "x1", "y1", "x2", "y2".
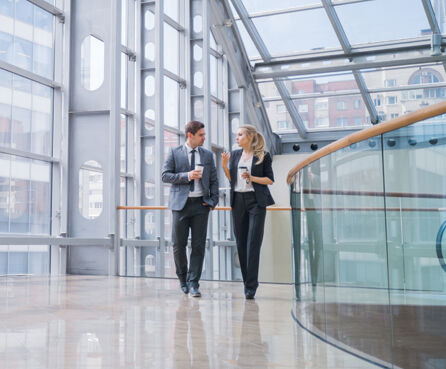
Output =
[{"x1": 229, "y1": 0, "x2": 446, "y2": 138}]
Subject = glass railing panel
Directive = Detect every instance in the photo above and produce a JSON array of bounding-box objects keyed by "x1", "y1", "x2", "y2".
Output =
[
  {"x1": 383, "y1": 118, "x2": 446, "y2": 369},
  {"x1": 318, "y1": 141, "x2": 393, "y2": 366},
  {"x1": 295, "y1": 164, "x2": 327, "y2": 339},
  {"x1": 291, "y1": 104, "x2": 446, "y2": 367}
]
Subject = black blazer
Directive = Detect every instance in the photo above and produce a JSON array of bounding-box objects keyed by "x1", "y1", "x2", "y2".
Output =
[{"x1": 229, "y1": 149, "x2": 275, "y2": 208}]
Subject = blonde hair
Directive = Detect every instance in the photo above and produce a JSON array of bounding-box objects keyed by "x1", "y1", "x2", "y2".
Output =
[{"x1": 239, "y1": 125, "x2": 266, "y2": 165}]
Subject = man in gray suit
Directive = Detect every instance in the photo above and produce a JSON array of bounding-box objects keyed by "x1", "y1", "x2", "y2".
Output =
[{"x1": 162, "y1": 121, "x2": 219, "y2": 297}]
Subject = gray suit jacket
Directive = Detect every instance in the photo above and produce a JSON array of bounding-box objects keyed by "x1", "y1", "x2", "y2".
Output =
[{"x1": 162, "y1": 145, "x2": 219, "y2": 211}]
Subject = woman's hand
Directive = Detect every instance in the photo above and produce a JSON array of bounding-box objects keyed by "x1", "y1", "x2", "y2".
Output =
[
  {"x1": 221, "y1": 152, "x2": 230, "y2": 168},
  {"x1": 241, "y1": 171, "x2": 250, "y2": 183},
  {"x1": 221, "y1": 152, "x2": 232, "y2": 182}
]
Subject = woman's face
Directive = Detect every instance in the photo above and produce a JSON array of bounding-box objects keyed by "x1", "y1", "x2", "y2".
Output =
[{"x1": 236, "y1": 128, "x2": 252, "y2": 148}]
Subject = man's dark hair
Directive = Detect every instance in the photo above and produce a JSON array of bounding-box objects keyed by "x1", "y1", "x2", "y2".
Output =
[{"x1": 185, "y1": 120, "x2": 205, "y2": 136}]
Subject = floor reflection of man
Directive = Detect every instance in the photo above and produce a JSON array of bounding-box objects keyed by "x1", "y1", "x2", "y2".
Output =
[
  {"x1": 237, "y1": 301, "x2": 268, "y2": 368},
  {"x1": 173, "y1": 298, "x2": 210, "y2": 369}
]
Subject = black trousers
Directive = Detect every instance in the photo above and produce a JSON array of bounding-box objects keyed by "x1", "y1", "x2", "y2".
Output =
[
  {"x1": 232, "y1": 192, "x2": 266, "y2": 292},
  {"x1": 172, "y1": 197, "x2": 209, "y2": 288}
]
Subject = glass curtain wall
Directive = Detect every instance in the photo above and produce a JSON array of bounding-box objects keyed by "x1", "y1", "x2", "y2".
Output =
[
  {"x1": 123, "y1": 0, "x2": 241, "y2": 281},
  {"x1": 0, "y1": 1, "x2": 55, "y2": 275}
]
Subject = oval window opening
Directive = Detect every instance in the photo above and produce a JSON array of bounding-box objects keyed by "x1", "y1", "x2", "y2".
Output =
[
  {"x1": 81, "y1": 35, "x2": 105, "y2": 91},
  {"x1": 79, "y1": 160, "x2": 103, "y2": 219}
]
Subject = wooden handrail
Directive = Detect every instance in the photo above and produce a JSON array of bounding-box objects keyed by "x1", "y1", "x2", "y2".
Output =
[
  {"x1": 286, "y1": 100, "x2": 446, "y2": 184},
  {"x1": 117, "y1": 206, "x2": 292, "y2": 211}
]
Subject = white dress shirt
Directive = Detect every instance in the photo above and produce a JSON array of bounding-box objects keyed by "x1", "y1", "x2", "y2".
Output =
[
  {"x1": 234, "y1": 156, "x2": 254, "y2": 192},
  {"x1": 185, "y1": 143, "x2": 204, "y2": 197}
]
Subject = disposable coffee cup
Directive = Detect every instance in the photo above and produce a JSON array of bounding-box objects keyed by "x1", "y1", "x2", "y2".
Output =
[
  {"x1": 195, "y1": 164, "x2": 204, "y2": 174},
  {"x1": 238, "y1": 166, "x2": 249, "y2": 183}
]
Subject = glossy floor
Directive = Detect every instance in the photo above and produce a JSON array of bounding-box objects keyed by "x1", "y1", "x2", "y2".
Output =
[{"x1": 0, "y1": 276, "x2": 377, "y2": 369}]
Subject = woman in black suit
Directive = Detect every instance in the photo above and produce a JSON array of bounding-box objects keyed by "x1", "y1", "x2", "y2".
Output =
[{"x1": 222, "y1": 125, "x2": 275, "y2": 299}]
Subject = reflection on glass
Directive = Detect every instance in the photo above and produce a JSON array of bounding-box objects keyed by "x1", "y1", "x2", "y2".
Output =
[
  {"x1": 258, "y1": 82, "x2": 280, "y2": 98},
  {"x1": 0, "y1": 154, "x2": 50, "y2": 235},
  {"x1": 164, "y1": 0, "x2": 179, "y2": 22},
  {"x1": 235, "y1": 20, "x2": 260, "y2": 60},
  {"x1": 0, "y1": 0, "x2": 54, "y2": 79},
  {"x1": 336, "y1": 0, "x2": 430, "y2": 45},
  {"x1": 120, "y1": 177, "x2": 126, "y2": 237},
  {"x1": 29, "y1": 160, "x2": 50, "y2": 234},
  {"x1": 164, "y1": 130, "x2": 179, "y2": 160},
  {"x1": 164, "y1": 23, "x2": 179, "y2": 75},
  {"x1": 11, "y1": 75, "x2": 31, "y2": 152},
  {"x1": 231, "y1": 116, "x2": 240, "y2": 150},
  {"x1": 121, "y1": 0, "x2": 127, "y2": 46},
  {"x1": 144, "y1": 211, "x2": 156, "y2": 239},
  {"x1": 79, "y1": 160, "x2": 103, "y2": 220},
  {"x1": 120, "y1": 115, "x2": 126, "y2": 173},
  {"x1": 81, "y1": 35, "x2": 104, "y2": 91},
  {"x1": 0, "y1": 153, "x2": 11, "y2": 233},
  {"x1": 164, "y1": 76, "x2": 179, "y2": 128},
  {"x1": 252, "y1": 9, "x2": 340, "y2": 55},
  {"x1": 211, "y1": 101, "x2": 218, "y2": 144},
  {"x1": 144, "y1": 144, "x2": 154, "y2": 165},
  {"x1": 193, "y1": 99, "x2": 203, "y2": 119},
  {"x1": 361, "y1": 64, "x2": 446, "y2": 90},
  {"x1": 121, "y1": 53, "x2": 127, "y2": 109},
  {"x1": 210, "y1": 55, "x2": 218, "y2": 97},
  {"x1": 241, "y1": 0, "x2": 321, "y2": 14},
  {"x1": 144, "y1": 181, "x2": 155, "y2": 199}
]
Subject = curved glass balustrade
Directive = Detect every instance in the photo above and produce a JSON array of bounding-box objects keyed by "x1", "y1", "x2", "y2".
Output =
[{"x1": 290, "y1": 114, "x2": 446, "y2": 368}]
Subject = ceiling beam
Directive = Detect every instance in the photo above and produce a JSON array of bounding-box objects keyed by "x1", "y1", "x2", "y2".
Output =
[
  {"x1": 254, "y1": 54, "x2": 446, "y2": 79},
  {"x1": 230, "y1": 0, "x2": 308, "y2": 138},
  {"x1": 209, "y1": 0, "x2": 281, "y2": 153},
  {"x1": 321, "y1": 0, "x2": 378, "y2": 123},
  {"x1": 254, "y1": 37, "x2": 435, "y2": 67},
  {"x1": 422, "y1": 0, "x2": 441, "y2": 33}
]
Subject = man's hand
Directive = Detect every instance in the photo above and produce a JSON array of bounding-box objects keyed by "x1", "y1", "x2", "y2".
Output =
[
  {"x1": 189, "y1": 169, "x2": 203, "y2": 180},
  {"x1": 202, "y1": 203, "x2": 213, "y2": 211}
]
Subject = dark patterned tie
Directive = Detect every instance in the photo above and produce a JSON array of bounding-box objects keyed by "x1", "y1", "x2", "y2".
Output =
[{"x1": 190, "y1": 149, "x2": 196, "y2": 191}]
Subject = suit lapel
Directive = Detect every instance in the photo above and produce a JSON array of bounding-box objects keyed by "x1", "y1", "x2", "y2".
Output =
[
  {"x1": 251, "y1": 155, "x2": 258, "y2": 174},
  {"x1": 197, "y1": 147, "x2": 204, "y2": 163},
  {"x1": 180, "y1": 145, "x2": 190, "y2": 170},
  {"x1": 232, "y1": 150, "x2": 242, "y2": 187}
]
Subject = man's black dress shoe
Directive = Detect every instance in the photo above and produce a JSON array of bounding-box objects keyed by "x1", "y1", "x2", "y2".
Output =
[
  {"x1": 245, "y1": 290, "x2": 255, "y2": 300},
  {"x1": 180, "y1": 284, "x2": 189, "y2": 294},
  {"x1": 189, "y1": 287, "x2": 201, "y2": 297}
]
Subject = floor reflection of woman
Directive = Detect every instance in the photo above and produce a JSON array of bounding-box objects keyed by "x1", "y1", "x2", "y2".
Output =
[
  {"x1": 222, "y1": 125, "x2": 275, "y2": 299},
  {"x1": 238, "y1": 301, "x2": 268, "y2": 368}
]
